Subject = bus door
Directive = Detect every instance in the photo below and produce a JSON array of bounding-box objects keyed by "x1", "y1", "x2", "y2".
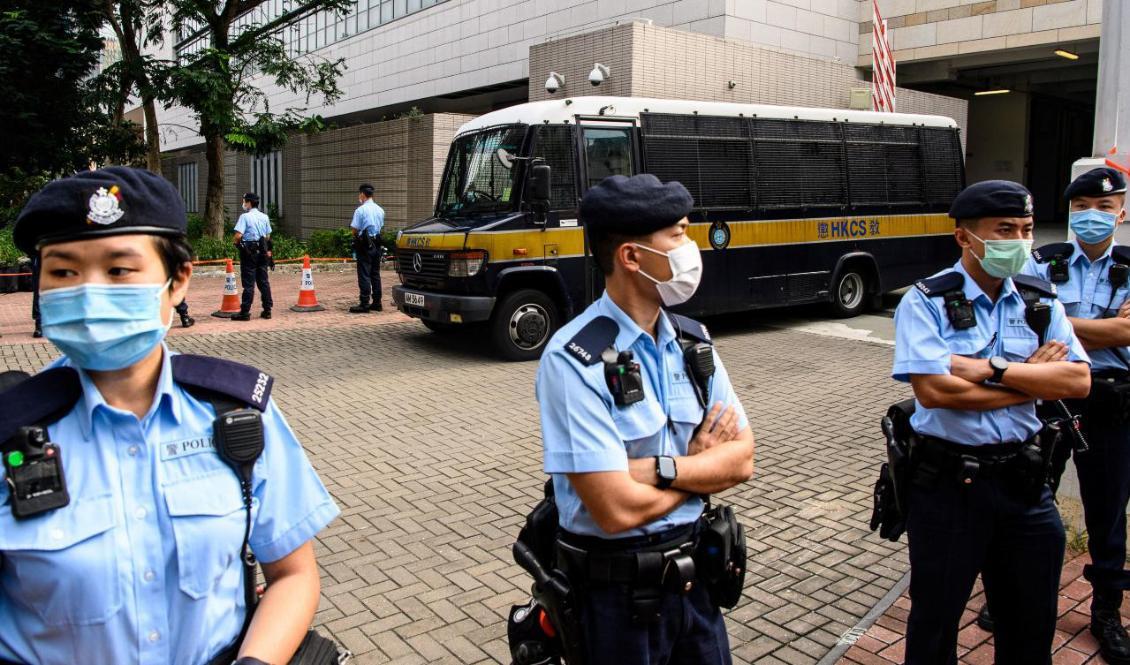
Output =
[{"x1": 576, "y1": 118, "x2": 638, "y2": 305}]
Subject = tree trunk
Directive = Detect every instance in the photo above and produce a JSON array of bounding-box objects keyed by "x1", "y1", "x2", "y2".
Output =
[
  {"x1": 142, "y1": 95, "x2": 161, "y2": 173},
  {"x1": 204, "y1": 131, "x2": 226, "y2": 239}
]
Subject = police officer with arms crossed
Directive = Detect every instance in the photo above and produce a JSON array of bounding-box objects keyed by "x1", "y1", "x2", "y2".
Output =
[
  {"x1": 349, "y1": 183, "x2": 385, "y2": 313},
  {"x1": 232, "y1": 192, "x2": 273, "y2": 321},
  {"x1": 892, "y1": 180, "x2": 1091, "y2": 664},
  {"x1": 535, "y1": 174, "x2": 754, "y2": 664},
  {"x1": 1021, "y1": 167, "x2": 1130, "y2": 663},
  {"x1": 0, "y1": 167, "x2": 340, "y2": 665}
]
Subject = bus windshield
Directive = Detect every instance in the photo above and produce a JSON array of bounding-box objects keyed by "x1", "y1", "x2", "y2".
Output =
[{"x1": 436, "y1": 125, "x2": 526, "y2": 218}]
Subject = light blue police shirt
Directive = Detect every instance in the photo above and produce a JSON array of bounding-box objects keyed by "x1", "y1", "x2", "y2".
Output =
[
  {"x1": 350, "y1": 199, "x2": 385, "y2": 237},
  {"x1": 0, "y1": 346, "x2": 340, "y2": 665},
  {"x1": 234, "y1": 208, "x2": 272, "y2": 242},
  {"x1": 1022, "y1": 239, "x2": 1130, "y2": 372},
  {"x1": 892, "y1": 259, "x2": 1089, "y2": 445},
  {"x1": 535, "y1": 291, "x2": 749, "y2": 538}
]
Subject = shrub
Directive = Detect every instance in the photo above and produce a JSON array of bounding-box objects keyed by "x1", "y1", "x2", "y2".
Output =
[
  {"x1": 307, "y1": 228, "x2": 353, "y2": 258},
  {"x1": 190, "y1": 235, "x2": 237, "y2": 261},
  {"x1": 380, "y1": 228, "x2": 398, "y2": 254},
  {"x1": 269, "y1": 232, "x2": 305, "y2": 260},
  {"x1": 0, "y1": 226, "x2": 23, "y2": 265},
  {"x1": 186, "y1": 214, "x2": 206, "y2": 240}
]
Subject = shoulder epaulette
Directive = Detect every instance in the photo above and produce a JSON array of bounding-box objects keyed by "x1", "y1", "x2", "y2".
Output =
[
  {"x1": 171, "y1": 354, "x2": 273, "y2": 411},
  {"x1": 914, "y1": 271, "x2": 963, "y2": 297},
  {"x1": 1032, "y1": 242, "x2": 1074, "y2": 264},
  {"x1": 668, "y1": 312, "x2": 712, "y2": 345},
  {"x1": 1112, "y1": 246, "x2": 1130, "y2": 266},
  {"x1": 1013, "y1": 274, "x2": 1057, "y2": 299},
  {"x1": 564, "y1": 316, "x2": 618, "y2": 366},
  {"x1": 0, "y1": 367, "x2": 82, "y2": 445}
]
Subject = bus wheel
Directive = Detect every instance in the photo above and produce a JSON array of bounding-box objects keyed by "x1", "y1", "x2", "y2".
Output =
[
  {"x1": 491, "y1": 289, "x2": 559, "y2": 361},
  {"x1": 830, "y1": 269, "x2": 868, "y2": 318}
]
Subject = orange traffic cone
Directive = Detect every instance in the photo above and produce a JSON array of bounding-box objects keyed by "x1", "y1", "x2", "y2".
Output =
[
  {"x1": 290, "y1": 255, "x2": 325, "y2": 312},
  {"x1": 211, "y1": 258, "x2": 241, "y2": 318}
]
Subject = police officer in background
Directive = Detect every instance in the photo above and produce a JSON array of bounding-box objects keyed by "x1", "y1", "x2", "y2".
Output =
[
  {"x1": 175, "y1": 300, "x2": 195, "y2": 328},
  {"x1": 1, "y1": 166, "x2": 340, "y2": 664},
  {"x1": 535, "y1": 174, "x2": 754, "y2": 664},
  {"x1": 892, "y1": 180, "x2": 1091, "y2": 664},
  {"x1": 349, "y1": 183, "x2": 385, "y2": 313},
  {"x1": 232, "y1": 192, "x2": 273, "y2": 321},
  {"x1": 1022, "y1": 167, "x2": 1130, "y2": 664}
]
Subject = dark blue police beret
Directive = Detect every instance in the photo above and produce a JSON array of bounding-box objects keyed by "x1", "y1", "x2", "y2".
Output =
[
  {"x1": 13, "y1": 166, "x2": 187, "y2": 255},
  {"x1": 948, "y1": 180, "x2": 1034, "y2": 221},
  {"x1": 1064, "y1": 167, "x2": 1126, "y2": 201},
  {"x1": 580, "y1": 174, "x2": 693, "y2": 236}
]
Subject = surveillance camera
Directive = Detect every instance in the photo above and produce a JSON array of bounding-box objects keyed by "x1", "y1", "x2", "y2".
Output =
[
  {"x1": 589, "y1": 63, "x2": 609, "y2": 87},
  {"x1": 545, "y1": 72, "x2": 564, "y2": 94}
]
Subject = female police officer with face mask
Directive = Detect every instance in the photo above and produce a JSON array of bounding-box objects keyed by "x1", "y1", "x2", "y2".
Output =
[{"x1": 0, "y1": 167, "x2": 340, "y2": 665}]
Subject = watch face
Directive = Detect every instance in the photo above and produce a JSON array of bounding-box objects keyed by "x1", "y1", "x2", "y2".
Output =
[
  {"x1": 990, "y1": 356, "x2": 1008, "y2": 371},
  {"x1": 658, "y1": 456, "x2": 677, "y2": 479}
]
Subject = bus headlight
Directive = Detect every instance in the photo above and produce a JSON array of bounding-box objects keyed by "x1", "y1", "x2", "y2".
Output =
[{"x1": 448, "y1": 250, "x2": 488, "y2": 277}]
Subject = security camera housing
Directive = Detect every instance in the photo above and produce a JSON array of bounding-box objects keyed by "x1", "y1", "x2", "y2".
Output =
[
  {"x1": 588, "y1": 63, "x2": 609, "y2": 87},
  {"x1": 545, "y1": 72, "x2": 564, "y2": 94}
]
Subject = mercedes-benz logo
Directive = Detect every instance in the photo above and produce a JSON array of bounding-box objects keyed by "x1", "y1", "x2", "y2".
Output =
[{"x1": 412, "y1": 253, "x2": 423, "y2": 272}]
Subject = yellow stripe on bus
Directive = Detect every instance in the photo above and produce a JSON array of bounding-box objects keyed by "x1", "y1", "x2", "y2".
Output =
[{"x1": 396, "y1": 213, "x2": 954, "y2": 257}]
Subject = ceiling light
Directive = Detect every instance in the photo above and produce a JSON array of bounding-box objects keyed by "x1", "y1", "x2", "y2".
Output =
[
  {"x1": 975, "y1": 89, "x2": 1011, "y2": 96},
  {"x1": 1054, "y1": 49, "x2": 1079, "y2": 60}
]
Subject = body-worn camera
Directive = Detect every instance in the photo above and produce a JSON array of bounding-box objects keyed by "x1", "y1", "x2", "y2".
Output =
[
  {"x1": 603, "y1": 349, "x2": 644, "y2": 407},
  {"x1": 3, "y1": 426, "x2": 69, "y2": 519}
]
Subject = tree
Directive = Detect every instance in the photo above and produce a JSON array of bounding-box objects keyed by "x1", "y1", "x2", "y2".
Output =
[
  {"x1": 0, "y1": 0, "x2": 145, "y2": 222},
  {"x1": 101, "y1": 0, "x2": 167, "y2": 173},
  {"x1": 165, "y1": 1, "x2": 350, "y2": 238}
]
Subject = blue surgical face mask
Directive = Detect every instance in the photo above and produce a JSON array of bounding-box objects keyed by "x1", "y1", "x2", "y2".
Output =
[
  {"x1": 40, "y1": 280, "x2": 173, "y2": 371},
  {"x1": 1069, "y1": 208, "x2": 1119, "y2": 244}
]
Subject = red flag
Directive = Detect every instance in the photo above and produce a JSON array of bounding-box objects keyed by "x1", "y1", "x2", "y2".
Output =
[{"x1": 872, "y1": 0, "x2": 896, "y2": 113}]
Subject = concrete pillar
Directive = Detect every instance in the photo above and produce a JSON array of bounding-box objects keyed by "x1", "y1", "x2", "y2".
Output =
[{"x1": 1092, "y1": 0, "x2": 1128, "y2": 161}]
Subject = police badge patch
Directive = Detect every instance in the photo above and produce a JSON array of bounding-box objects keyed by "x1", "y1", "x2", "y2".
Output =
[
  {"x1": 1024, "y1": 194, "x2": 1034, "y2": 216},
  {"x1": 1103, "y1": 178, "x2": 1114, "y2": 193},
  {"x1": 87, "y1": 186, "x2": 125, "y2": 225}
]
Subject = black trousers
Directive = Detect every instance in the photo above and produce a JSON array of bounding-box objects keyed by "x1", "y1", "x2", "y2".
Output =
[
  {"x1": 238, "y1": 246, "x2": 272, "y2": 313},
  {"x1": 175, "y1": 301, "x2": 189, "y2": 317},
  {"x1": 1074, "y1": 409, "x2": 1130, "y2": 610},
  {"x1": 904, "y1": 477, "x2": 1065, "y2": 665},
  {"x1": 355, "y1": 241, "x2": 381, "y2": 305},
  {"x1": 30, "y1": 255, "x2": 39, "y2": 324}
]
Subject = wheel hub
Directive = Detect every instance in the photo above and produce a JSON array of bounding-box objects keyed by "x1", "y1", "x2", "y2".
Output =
[
  {"x1": 839, "y1": 273, "x2": 864, "y2": 309},
  {"x1": 510, "y1": 304, "x2": 549, "y2": 349}
]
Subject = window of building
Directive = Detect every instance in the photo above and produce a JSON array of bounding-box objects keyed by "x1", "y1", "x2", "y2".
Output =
[
  {"x1": 583, "y1": 127, "x2": 633, "y2": 190},
  {"x1": 177, "y1": 163, "x2": 198, "y2": 213},
  {"x1": 252, "y1": 151, "x2": 283, "y2": 215}
]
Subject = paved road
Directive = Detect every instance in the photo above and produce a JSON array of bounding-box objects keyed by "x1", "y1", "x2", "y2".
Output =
[{"x1": 0, "y1": 289, "x2": 912, "y2": 664}]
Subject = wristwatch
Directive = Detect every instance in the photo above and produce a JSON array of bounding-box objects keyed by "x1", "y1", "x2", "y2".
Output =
[
  {"x1": 989, "y1": 356, "x2": 1009, "y2": 383},
  {"x1": 655, "y1": 455, "x2": 677, "y2": 489}
]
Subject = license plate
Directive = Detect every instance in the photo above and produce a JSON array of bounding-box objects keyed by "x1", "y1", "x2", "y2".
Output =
[{"x1": 404, "y1": 292, "x2": 425, "y2": 307}]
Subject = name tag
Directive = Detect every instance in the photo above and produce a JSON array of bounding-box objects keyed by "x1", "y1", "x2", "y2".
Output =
[
  {"x1": 1007, "y1": 318, "x2": 1028, "y2": 328},
  {"x1": 161, "y1": 436, "x2": 216, "y2": 461}
]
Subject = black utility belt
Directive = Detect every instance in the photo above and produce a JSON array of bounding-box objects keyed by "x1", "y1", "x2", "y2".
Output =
[
  {"x1": 914, "y1": 434, "x2": 1045, "y2": 491},
  {"x1": 556, "y1": 522, "x2": 698, "y2": 589}
]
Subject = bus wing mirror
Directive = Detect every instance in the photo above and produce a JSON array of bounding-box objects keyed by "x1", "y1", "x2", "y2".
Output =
[{"x1": 529, "y1": 163, "x2": 551, "y2": 225}]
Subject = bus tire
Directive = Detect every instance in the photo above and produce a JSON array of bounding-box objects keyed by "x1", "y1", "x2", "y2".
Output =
[
  {"x1": 829, "y1": 268, "x2": 869, "y2": 318},
  {"x1": 490, "y1": 289, "x2": 559, "y2": 361}
]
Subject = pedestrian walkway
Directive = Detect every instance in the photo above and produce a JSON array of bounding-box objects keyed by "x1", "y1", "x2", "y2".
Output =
[
  {"x1": 839, "y1": 552, "x2": 1124, "y2": 664},
  {"x1": 0, "y1": 268, "x2": 408, "y2": 344}
]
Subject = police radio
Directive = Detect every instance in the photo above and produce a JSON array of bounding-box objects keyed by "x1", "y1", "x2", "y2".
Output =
[
  {"x1": 602, "y1": 348, "x2": 644, "y2": 407},
  {"x1": 3, "y1": 426, "x2": 70, "y2": 519}
]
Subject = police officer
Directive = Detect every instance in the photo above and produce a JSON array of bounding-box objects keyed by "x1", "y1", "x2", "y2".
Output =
[
  {"x1": 1, "y1": 167, "x2": 340, "y2": 665},
  {"x1": 535, "y1": 174, "x2": 754, "y2": 664},
  {"x1": 232, "y1": 192, "x2": 273, "y2": 321},
  {"x1": 349, "y1": 183, "x2": 385, "y2": 313},
  {"x1": 892, "y1": 180, "x2": 1091, "y2": 664},
  {"x1": 1022, "y1": 167, "x2": 1130, "y2": 663}
]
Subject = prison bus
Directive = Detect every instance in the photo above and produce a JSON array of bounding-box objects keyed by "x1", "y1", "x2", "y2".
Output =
[{"x1": 391, "y1": 96, "x2": 964, "y2": 361}]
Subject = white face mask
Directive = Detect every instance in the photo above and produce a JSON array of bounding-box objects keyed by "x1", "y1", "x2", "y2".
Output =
[{"x1": 632, "y1": 240, "x2": 703, "y2": 306}]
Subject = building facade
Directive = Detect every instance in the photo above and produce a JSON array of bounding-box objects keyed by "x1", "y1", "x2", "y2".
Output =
[{"x1": 155, "y1": 0, "x2": 1105, "y2": 234}]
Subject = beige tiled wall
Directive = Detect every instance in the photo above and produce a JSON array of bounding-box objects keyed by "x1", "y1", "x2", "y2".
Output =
[
  {"x1": 860, "y1": 0, "x2": 1102, "y2": 65},
  {"x1": 163, "y1": 112, "x2": 474, "y2": 237},
  {"x1": 530, "y1": 21, "x2": 968, "y2": 142}
]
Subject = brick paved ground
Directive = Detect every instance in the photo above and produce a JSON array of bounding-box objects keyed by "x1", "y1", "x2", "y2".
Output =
[
  {"x1": 0, "y1": 282, "x2": 914, "y2": 663},
  {"x1": 839, "y1": 552, "x2": 1130, "y2": 664}
]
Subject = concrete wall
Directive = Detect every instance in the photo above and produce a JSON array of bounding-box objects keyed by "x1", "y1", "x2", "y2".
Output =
[
  {"x1": 860, "y1": 0, "x2": 1103, "y2": 65},
  {"x1": 964, "y1": 92, "x2": 1029, "y2": 183},
  {"x1": 530, "y1": 22, "x2": 969, "y2": 139},
  {"x1": 162, "y1": 112, "x2": 474, "y2": 237}
]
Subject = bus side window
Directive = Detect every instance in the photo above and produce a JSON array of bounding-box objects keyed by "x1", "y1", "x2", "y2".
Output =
[{"x1": 583, "y1": 128, "x2": 633, "y2": 189}]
